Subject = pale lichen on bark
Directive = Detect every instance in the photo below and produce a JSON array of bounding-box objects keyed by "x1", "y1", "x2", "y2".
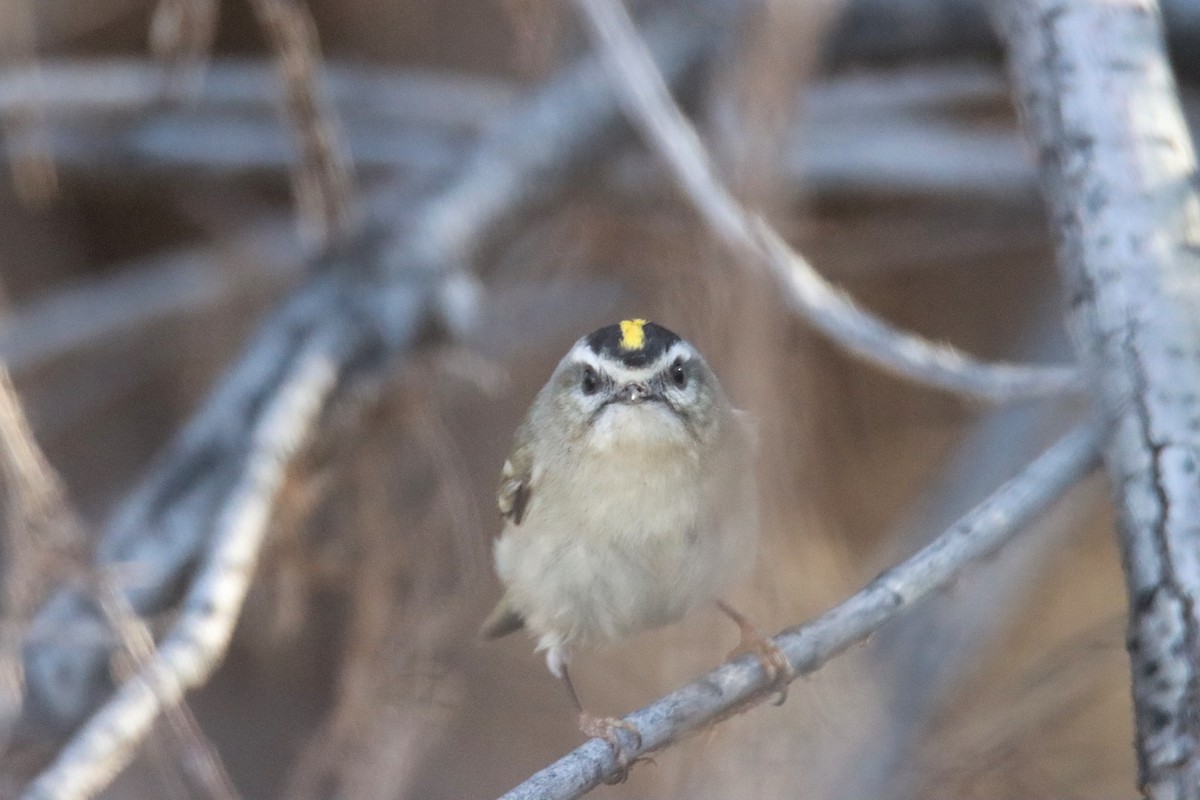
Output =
[{"x1": 994, "y1": 0, "x2": 1200, "y2": 795}]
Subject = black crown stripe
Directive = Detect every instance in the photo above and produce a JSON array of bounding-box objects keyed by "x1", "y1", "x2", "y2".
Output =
[{"x1": 585, "y1": 321, "x2": 681, "y2": 368}]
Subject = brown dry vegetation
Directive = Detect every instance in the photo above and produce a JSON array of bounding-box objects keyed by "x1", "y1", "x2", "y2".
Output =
[{"x1": 0, "y1": 0, "x2": 1163, "y2": 797}]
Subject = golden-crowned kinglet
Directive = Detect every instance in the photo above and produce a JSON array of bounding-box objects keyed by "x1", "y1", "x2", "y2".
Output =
[{"x1": 482, "y1": 319, "x2": 788, "y2": 764}]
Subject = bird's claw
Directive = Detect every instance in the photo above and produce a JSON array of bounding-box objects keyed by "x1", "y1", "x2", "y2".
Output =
[
  {"x1": 756, "y1": 637, "x2": 795, "y2": 705},
  {"x1": 579, "y1": 713, "x2": 648, "y2": 783},
  {"x1": 724, "y1": 610, "x2": 794, "y2": 705}
]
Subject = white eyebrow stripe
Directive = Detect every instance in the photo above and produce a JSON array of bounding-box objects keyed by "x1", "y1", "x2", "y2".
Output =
[
  {"x1": 602, "y1": 362, "x2": 659, "y2": 384},
  {"x1": 663, "y1": 342, "x2": 695, "y2": 363},
  {"x1": 566, "y1": 341, "x2": 600, "y2": 366},
  {"x1": 565, "y1": 340, "x2": 700, "y2": 384}
]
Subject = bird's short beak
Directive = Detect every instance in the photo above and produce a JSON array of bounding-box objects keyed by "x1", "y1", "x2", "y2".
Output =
[{"x1": 618, "y1": 382, "x2": 653, "y2": 404}]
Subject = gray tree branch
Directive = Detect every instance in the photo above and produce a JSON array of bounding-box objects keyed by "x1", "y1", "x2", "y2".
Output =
[
  {"x1": 498, "y1": 422, "x2": 1103, "y2": 799},
  {"x1": 2, "y1": 59, "x2": 1045, "y2": 202},
  {"x1": 993, "y1": 0, "x2": 1200, "y2": 797},
  {"x1": 0, "y1": 367, "x2": 242, "y2": 799},
  {"x1": 148, "y1": 0, "x2": 219, "y2": 95},
  {"x1": 828, "y1": 307, "x2": 1084, "y2": 800},
  {"x1": 830, "y1": 0, "x2": 1200, "y2": 76},
  {"x1": 0, "y1": 0, "x2": 57, "y2": 205},
  {"x1": 0, "y1": 223, "x2": 301, "y2": 376}
]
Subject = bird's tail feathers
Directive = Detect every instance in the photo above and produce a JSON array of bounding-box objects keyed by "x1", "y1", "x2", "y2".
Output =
[{"x1": 480, "y1": 597, "x2": 525, "y2": 639}]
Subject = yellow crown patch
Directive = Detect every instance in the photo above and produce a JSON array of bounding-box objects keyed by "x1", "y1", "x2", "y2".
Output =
[{"x1": 619, "y1": 319, "x2": 648, "y2": 351}]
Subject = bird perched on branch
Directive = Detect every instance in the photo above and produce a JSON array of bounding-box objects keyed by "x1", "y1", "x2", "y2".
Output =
[{"x1": 482, "y1": 318, "x2": 790, "y2": 772}]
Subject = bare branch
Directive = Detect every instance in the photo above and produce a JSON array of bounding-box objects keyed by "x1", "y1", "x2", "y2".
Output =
[
  {"x1": 1, "y1": 365, "x2": 240, "y2": 799},
  {"x1": 280, "y1": 408, "x2": 478, "y2": 800},
  {"x1": 148, "y1": 0, "x2": 219, "y2": 95},
  {"x1": 0, "y1": 59, "x2": 1057, "y2": 202},
  {"x1": 0, "y1": 364, "x2": 83, "y2": 753},
  {"x1": 92, "y1": 580, "x2": 241, "y2": 800},
  {"x1": 499, "y1": 422, "x2": 1103, "y2": 799},
  {"x1": 18, "y1": 6, "x2": 724, "y2": 796},
  {"x1": 829, "y1": 309, "x2": 1085, "y2": 800},
  {"x1": 20, "y1": 332, "x2": 338, "y2": 800},
  {"x1": 0, "y1": 59, "x2": 514, "y2": 190},
  {"x1": 0, "y1": 224, "x2": 301, "y2": 376},
  {"x1": 0, "y1": 59, "x2": 515, "y2": 129},
  {"x1": 993, "y1": 0, "x2": 1200, "y2": 796},
  {"x1": 250, "y1": 0, "x2": 361, "y2": 248},
  {"x1": 0, "y1": 366, "x2": 80, "y2": 736},
  {"x1": 0, "y1": 0, "x2": 57, "y2": 205},
  {"x1": 703, "y1": 0, "x2": 836, "y2": 210},
  {"x1": 829, "y1": 0, "x2": 1200, "y2": 77},
  {"x1": 572, "y1": 0, "x2": 1082, "y2": 403},
  {"x1": 0, "y1": 367, "x2": 81, "y2": 556}
]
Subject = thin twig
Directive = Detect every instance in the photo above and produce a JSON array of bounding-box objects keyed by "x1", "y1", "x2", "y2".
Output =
[
  {"x1": 281, "y1": 410, "x2": 476, "y2": 800},
  {"x1": 499, "y1": 422, "x2": 1103, "y2": 799},
  {"x1": 148, "y1": 0, "x2": 220, "y2": 96},
  {"x1": 0, "y1": 0, "x2": 57, "y2": 205},
  {"x1": 0, "y1": 364, "x2": 82, "y2": 752},
  {"x1": 704, "y1": 0, "x2": 835, "y2": 209},
  {"x1": 0, "y1": 368, "x2": 81, "y2": 556},
  {"x1": 250, "y1": 0, "x2": 361, "y2": 248},
  {"x1": 572, "y1": 0, "x2": 1082, "y2": 403}
]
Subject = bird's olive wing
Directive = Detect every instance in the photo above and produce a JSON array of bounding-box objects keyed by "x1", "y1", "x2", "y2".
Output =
[{"x1": 497, "y1": 435, "x2": 534, "y2": 526}]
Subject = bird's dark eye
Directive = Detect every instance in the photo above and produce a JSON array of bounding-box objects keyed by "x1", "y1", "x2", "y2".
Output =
[
  {"x1": 669, "y1": 358, "x2": 687, "y2": 388},
  {"x1": 581, "y1": 366, "x2": 600, "y2": 395}
]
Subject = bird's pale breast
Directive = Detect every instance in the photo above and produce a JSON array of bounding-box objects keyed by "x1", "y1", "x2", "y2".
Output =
[{"x1": 494, "y1": 405, "x2": 755, "y2": 652}]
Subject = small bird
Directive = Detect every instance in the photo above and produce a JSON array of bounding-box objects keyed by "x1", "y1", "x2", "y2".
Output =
[{"x1": 481, "y1": 319, "x2": 790, "y2": 769}]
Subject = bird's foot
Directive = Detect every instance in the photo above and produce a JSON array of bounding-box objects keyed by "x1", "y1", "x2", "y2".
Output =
[
  {"x1": 578, "y1": 713, "x2": 647, "y2": 783},
  {"x1": 721, "y1": 603, "x2": 794, "y2": 705}
]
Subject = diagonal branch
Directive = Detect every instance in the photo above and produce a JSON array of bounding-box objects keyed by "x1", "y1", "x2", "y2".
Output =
[
  {"x1": 0, "y1": 365, "x2": 241, "y2": 800},
  {"x1": 992, "y1": 0, "x2": 1200, "y2": 796},
  {"x1": 0, "y1": 364, "x2": 83, "y2": 753},
  {"x1": 0, "y1": 0, "x2": 57, "y2": 205},
  {"x1": 250, "y1": 0, "x2": 361, "y2": 248},
  {"x1": 148, "y1": 0, "x2": 220, "y2": 95},
  {"x1": 828, "y1": 308, "x2": 1084, "y2": 800},
  {"x1": 499, "y1": 422, "x2": 1103, "y2": 799},
  {"x1": 572, "y1": 0, "x2": 1082, "y2": 403},
  {"x1": 21, "y1": 327, "x2": 341, "y2": 800}
]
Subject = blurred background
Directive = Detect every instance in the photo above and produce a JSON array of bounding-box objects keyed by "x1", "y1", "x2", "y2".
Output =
[{"x1": 0, "y1": 0, "x2": 1177, "y2": 796}]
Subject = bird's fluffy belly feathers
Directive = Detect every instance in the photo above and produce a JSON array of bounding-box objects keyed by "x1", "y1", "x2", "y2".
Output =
[{"x1": 494, "y1": 406, "x2": 753, "y2": 652}]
